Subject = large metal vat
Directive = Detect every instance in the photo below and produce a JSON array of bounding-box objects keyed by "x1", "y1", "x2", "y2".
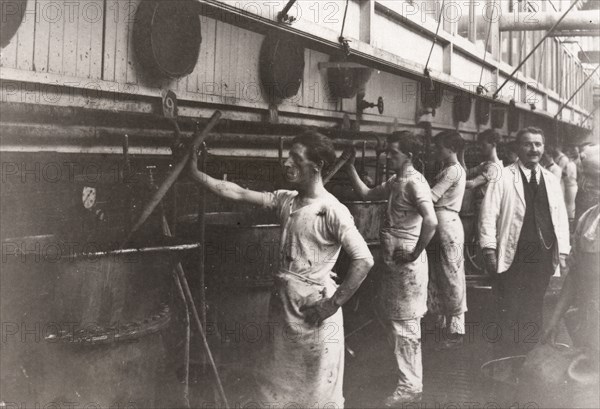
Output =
[{"x1": 0, "y1": 238, "x2": 172, "y2": 408}]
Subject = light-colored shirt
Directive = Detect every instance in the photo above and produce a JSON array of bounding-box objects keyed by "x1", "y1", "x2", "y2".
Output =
[
  {"x1": 431, "y1": 163, "x2": 466, "y2": 213},
  {"x1": 518, "y1": 162, "x2": 541, "y2": 184},
  {"x1": 547, "y1": 163, "x2": 562, "y2": 181},
  {"x1": 262, "y1": 190, "x2": 372, "y2": 281},
  {"x1": 370, "y1": 168, "x2": 433, "y2": 243}
]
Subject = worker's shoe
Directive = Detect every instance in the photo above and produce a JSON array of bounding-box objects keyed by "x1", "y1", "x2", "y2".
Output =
[
  {"x1": 435, "y1": 334, "x2": 464, "y2": 351},
  {"x1": 382, "y1": 389, "x2": 422, "y2": 407}
]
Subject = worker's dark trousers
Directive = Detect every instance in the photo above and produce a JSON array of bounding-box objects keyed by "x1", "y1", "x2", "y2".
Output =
[{"x1": 491, "y1": 261, "x2": 553, "y2": 358}]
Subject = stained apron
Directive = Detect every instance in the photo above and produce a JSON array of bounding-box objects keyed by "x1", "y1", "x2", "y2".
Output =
[
  {"x1": 427, "y1": 210, "x2": 468, "y2": 316},
  {"x1": 378, "y1": 229, "x2": 429, "y2": 321},
  {"x1": 257, "y1": 268, "x2": 344, "y2": 408}
]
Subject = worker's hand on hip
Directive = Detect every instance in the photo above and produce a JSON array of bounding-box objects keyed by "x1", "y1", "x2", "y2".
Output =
[
  {"x1": 393, "y1": 248, "x2": 417, "y2": 264},
  {"x1": 300, "y1": 298, "x2": 339, "y2": 326}
]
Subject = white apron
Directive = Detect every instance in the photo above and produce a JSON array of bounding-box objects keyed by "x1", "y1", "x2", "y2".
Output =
[{"x1": 257, "y1": 190, "x2": 371, "y2": 408}]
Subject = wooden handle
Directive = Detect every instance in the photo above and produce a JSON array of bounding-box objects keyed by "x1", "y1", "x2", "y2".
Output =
[{"x1": 121, "y1": 111, "x2": 222, "y2": 248}]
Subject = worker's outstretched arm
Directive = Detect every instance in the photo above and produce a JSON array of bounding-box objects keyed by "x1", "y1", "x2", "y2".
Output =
[
  {"x1": 466, "y1": 174, "x2": 487, "y2": 189},
  {"x1": 345, "y1": 150, "x2": 387, "y2": 200},
  {"x1": 188, "y1": 147, "x2": 265, "y2": 206}
]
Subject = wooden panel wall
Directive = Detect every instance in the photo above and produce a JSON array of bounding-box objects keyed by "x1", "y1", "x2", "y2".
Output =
[{"x1": 0, "y1": 0, "x2": 593, "y2": 132}]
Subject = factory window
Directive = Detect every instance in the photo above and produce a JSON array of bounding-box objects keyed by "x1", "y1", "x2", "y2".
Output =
[
  {"x1": 512, "y1": 32, "x2": 524, "y2": 73},
  {"x1": 474, "y1": 0, "x2": 496, "y2": 53},
  {"x1": 520, "y1": 33, "x2": 528, "y2": 76},
  {"x1": 408, "y1": 0, "x2": 451, "y2": 32},
  {"x1": 501, "y1": 0, "x2": 514, "y2": 64},
  {"x1": 545, "y1": 39, "x2": 554, "y2": 90},
  {"x1": 527, "y1": 31, "x2": 537, "y2": 79},
  {"x1": 553, "y1": 41, "x2": 560, "y2": 94},
  {"x1": 551, "y1": 41, "x2": 557, "y2": 91},
  {"x1": 535, "y1": 34, "x2": 546, "y2": 86},
  {"x1": 456, "y1": 0, "x2": 472, "y2": 41},
  {"x1": 501, "y1": 31, "x2": 511, "y2": 64}
]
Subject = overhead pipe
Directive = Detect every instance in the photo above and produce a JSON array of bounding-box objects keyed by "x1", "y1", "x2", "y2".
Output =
[
  {"x1": 499, "y1": 11, "x2": 599, "y2": 31},
  {"x1": 0, "y1": 123, "x2": 381, "y2": 150},
  {"x1": 493, "y1": 0, "x2": 579, "y2": 99}
]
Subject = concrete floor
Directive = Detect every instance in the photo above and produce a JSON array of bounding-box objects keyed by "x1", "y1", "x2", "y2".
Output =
[{"x1": 153, "y1": 280, "x2": 574, "y2": 409}]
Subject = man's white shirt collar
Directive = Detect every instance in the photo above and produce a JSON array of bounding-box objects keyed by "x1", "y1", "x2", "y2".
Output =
[{"x1": 517, "y1": 160, "x2": 541, "y2": 184}]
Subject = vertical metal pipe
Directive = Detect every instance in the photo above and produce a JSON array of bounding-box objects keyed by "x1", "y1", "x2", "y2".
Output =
[
  {"x1": 279, "y1": 136, "x2": 284, "y2": 167},
  {"x1": 197, "y1": 147, "x2": 208, "y2": 366},
  {"x1": 375, "y1": 150, "x2": 382, "y2": 185},
  {"x1": 360, "y1": 140, "x2": 367, "y2": 177}
]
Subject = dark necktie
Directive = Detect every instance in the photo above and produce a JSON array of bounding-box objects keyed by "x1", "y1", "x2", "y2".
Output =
[{"x1": 529, "y1": 167, "x2": 538, "y2": 194}]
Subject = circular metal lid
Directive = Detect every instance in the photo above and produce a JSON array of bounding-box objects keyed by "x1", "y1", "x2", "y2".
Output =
[
  {"x1": 0, "y1": 0, "x2": 27, "y2": 48},
  {"x1": 134, "y1": 0, "x2": 201, "y2": 79},
  {"x1": 260, "y1": 34, "x2": 305, "y2": 102}
]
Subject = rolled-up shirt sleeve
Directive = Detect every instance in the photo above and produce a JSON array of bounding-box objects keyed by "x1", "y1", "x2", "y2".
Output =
[
  {"x1": 483, "y1": 162, "x2": 503, "y2": 183},
  {"x1": 369, "y1": 176, "x2": 394, "y2": 199},
  {"x1": 479, "y1": 174, "x2": 502, "y2": 250},
  {"x1": 327, "y1": 205, "x2": 373, "y2": 261},
  {"x1": 409, "y1": 178, "x2": 434, "y2": 207},
  {"x1": 431, "y1": 167, "x2": 454, "y2": 203}
]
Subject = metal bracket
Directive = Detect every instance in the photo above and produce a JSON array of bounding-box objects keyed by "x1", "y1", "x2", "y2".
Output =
[
  {"x1": 277, "y1": 0, "x2": 298, "y2": 24},
  {"x1": 339, "y1": 36, "x2": 352, "y2": 57}
]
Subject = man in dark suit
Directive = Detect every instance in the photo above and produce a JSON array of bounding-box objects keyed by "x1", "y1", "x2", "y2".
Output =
[{"x1": 479, "y1": 127, "x2": 570, "y2": 357}]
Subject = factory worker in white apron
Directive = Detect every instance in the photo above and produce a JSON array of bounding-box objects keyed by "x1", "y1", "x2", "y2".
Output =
[
  {"x1": 346, "y1": 131, "x2": 438, "y2": 407},
  {"x1": 189, "y1": 131, "x2": 374, "y2": 408},
  {"x1": 428, "y1": 130, "x2": 467, "y2": 350}
]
